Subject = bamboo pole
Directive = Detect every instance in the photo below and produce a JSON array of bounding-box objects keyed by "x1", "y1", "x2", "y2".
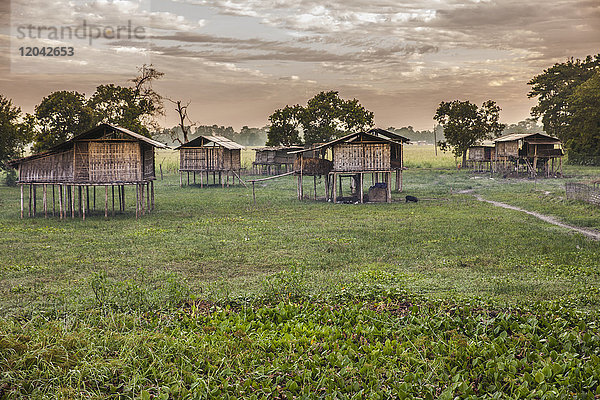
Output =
[
  {"x1": 33, "y1": 185, "x2": 37, "y2": 217},
  {"x1": 359, "y1": 173, "x2": 364, "y2": 203},
  {"x1": 135, "y1": 184, "x2": 139, "y2": 219},
  {"x1": 112, "y1": 185, "x2": 115, "y2": 217},
  {"x1": 78, "y1": 186, "x2": 82, "y2": 217},
  {"x1": 82, "y1": 186, "x2": 86, "y2": 221},
  {"x1": 71, "y1": 185, "x2": 75, "y2": 219},
  {"x1": 93, "y1": 186, "x2": 96, "y2": 211},
  {"x1": 332, "y1": 173, "x2": 337, "y2": 202},
  {"x1": 313, "y1": 176, "x2": 317, "y2": 200},
  {"x1": 58, "y1": 185, "x2": 63, "y2": 220},
  {"x1": 146, "y1": 182, "x2": 150, "y2": 213},
  {"x1": 52, "y1": 185, "x2": 55, "y2": 216},
  {"x1": 20, "y1": 185, "x2": 23, "y2": 219},
  {"x1": 43, "y1": 184, "x2": 47, "y2": 218},
  {"x1": 105, "y1": 185, "x2": 108, "y2": 218},
  {"x1": 387, "y1": 172, "x2": 392, "y2": 203},
  {"x1": 28, "y1": 184, "x2": 32, "y2": 217},
  {"x1": 141, "y1": 183, "x2": 145, "y2": 215},
  {"x1": 151, "y1": 181, "x2": 155, "y2": 211}
]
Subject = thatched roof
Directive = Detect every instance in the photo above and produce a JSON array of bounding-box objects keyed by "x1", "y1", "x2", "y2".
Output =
[{"x1": 289, "y1": 130, "x2": 407, "y2": 155}]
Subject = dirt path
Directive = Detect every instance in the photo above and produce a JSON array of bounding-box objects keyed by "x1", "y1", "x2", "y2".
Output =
[{"x1": 470, "y1": 194, "x2": 600, "y2": 241}]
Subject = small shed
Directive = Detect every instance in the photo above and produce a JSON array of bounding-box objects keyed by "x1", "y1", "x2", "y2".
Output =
[
  {"x1": 253, "y1": 146, "x2": 303, "y2": 175},
  {"x1": 290, "y1": 129, "x2": 409, "y2": 203},
  {"x1": 467, "y1": 140, "x2": 495, "y2": 171},
  {"x1": 493, "y1": 133, "x2": 563, "y2": 177},
  {"x1": 176, "y1": 135, "x2": 245, "y2": 187},
  {"x1": 9, "y1": 123, "x2": 168, "y2": 219}
]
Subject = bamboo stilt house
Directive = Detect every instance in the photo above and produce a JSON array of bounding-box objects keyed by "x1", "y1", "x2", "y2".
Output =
[
  {"x1": 253, "y1": 146, "x2": 303, "y2": 175},
  {"x1": 493, "y1": 133, "x2": 563, "y2": 177},
  {"x1": 467, "y1": 140, "x2": 495, "y2": 172},
  {"x1": 9, "y1": 123, "x2": 168, "y2": 219},
  {"x1": 289, "y1": 129, "x2": 409, "y2": 203},
  {"x1": 176, "y1": 136, "x2": 245, "y2": 187}
]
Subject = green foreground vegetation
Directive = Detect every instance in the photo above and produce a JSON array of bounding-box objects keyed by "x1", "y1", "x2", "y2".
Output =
[{"x1": 1, "y1": 153, "x2": 600, "y2": 399}]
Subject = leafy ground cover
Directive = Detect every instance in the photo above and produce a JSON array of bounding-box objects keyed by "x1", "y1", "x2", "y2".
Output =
[{"x1": 1, "y1": 156, "x2": 599, "y2": 398}]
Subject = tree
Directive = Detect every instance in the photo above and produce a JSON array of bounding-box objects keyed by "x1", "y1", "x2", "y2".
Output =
[
  {"x1": 166, "y1": 99, "x2": 194, "y2": 145},
  {"x1": 527, "y1": 55, "x2": 600, "y2": 142},
  {"x1": 89, "y1": 65, "x2": 164, "y2": 137},
  {"x1": 301, "y1": 91, "x2": 374, "y2": 144},
  {"x1": 0, "y1": 95, "x2": 27, "y2": 171},
  {"x1": 32, "y1": 91, "x2": 93, "y2": 152},
  {"x1": 266, "y1": 91, "x2": 374, "y2": 146},
  {"x1": 266, "y1": 105, "x2": 303, "y2": 146},
  {"x1": 566, "y1": 71, "x2": 600, "y2": 156},
  {"x1": 434, "y1": 100, "x2": 505, "y2": 166}
]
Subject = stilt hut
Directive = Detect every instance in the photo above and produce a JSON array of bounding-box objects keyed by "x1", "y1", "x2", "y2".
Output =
[
  {"x1": 467, "y1": 140, "x2": 495, "y2": 172},
  {"x1": 9, "y1": 123, "x2": 168, "y2": 219},
  {"x1": 253, "y1": 146, "x2": 303, "y2": 175},
  {"x1": 176, "y1": 135, "x2": 245, "y2": 187},
  {"x1": 290, "y1": 129, "x2": 409, "y2": 203},
  {"x1": 493, "y1": 133, "x2": 563, "y2": 177}
]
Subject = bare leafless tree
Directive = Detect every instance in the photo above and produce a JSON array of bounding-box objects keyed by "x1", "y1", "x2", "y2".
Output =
[{"x1": 166, "y1": 98, "x2": 195, "y2": 144}]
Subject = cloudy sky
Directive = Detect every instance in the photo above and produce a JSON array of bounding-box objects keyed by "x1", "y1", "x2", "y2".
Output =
[{"x1": 1, "y1": 0, "x2": 599, "y2": 131}]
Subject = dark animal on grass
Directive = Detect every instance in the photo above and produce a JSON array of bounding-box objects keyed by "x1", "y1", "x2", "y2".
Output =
[{"x1": 405, "y1": 195, "x2": 419, "y2": 203}]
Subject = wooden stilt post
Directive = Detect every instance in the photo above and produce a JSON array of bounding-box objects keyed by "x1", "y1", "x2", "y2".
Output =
[
  {"x1": 325, "y1": 174, "x2": 330, "y2": 201},
  {"x1": 179, "y1": 171, "x2": 182, "y2": 187},
  {"x1": 187, "y1": 172, "x2": 190, "y2": 186},
  {"x1": 135, "y1": 184, "x2": 139, "y2": 219},
  {"x1": 146, "y1": 182, "x2": 150, "y2": 213},
  {"x1": 78, "y1": 186, "x2": 82, "y2": 217},
  {"x1": 359, "y1": 173, "x2": 364, "y2": 203},
  {"x1": 339, "y1": 175, "x2": 343, "y2": 199},
  {"x1": 52, "y1": 185, "x2": 55, "y2": 216},
  {"x1": 33, "y1": 185, "x2": 37, "y2": 217},
  {"x1": 104, "y1": 185, "x2": 108, "y2": 218},
  {"x1": 122, "y1": 185, "x2": 125, "y2": 212},
  {"x1": 82, "y1": 186, "x2": 86, "y2": 221},
  {"x1": 112, "y1": 185, "x2": 115, "y2": 217},
  {"x1": 85, "y1": 187, "x2": 89, "y2": 215},
  {"x1": 151, "y1": 181, "x2": 154, "y2": 211},
  {"x1": 141, "y1": 183, "x2": 145, "y2": 215},
  {"x1": 71, "y1": 185, "x2": 75, "y2": 219},
  {"x1": 200, "y1": 171, "x2": 203, "y2": 188},
  {"x1": 332, "y1": 173, "x2": 337, "y2": 202},
  {"x1": 20, "y1": 185, "x2": 24, "y2": 219},
  {"x1": 252, "y1": 181, "x2": 256, "y2": 205},
  {"x1": 193, "y1": 172, "x2": 196, "y2": 185},
  {"x1": 58, "y1": 185, "x2": 63, "y2": 220},
  {"x1": 314, "y1": 176, "x2": 317, "y2": 200},
  {"x1": 43, "y1": 184, "x2": 47, "y2": 218},
  {"x1": 93, "y1": 186, "x2": 96, "y2": 211},
  {"x1": 29, "y1": 184, "x2": 32, "y2": 217},
  {"x1": 387, "y1": 172, "x2": 392, "y2": 203},
  {"x1": 220, "y1": 172, "x2": 224, "y2": 188}
]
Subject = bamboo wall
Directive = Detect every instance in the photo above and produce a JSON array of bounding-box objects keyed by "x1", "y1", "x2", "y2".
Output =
[
  {"x1": 255, "y1": 149, "x2": 296, "y2": 165},
  {"x1": 18, "y1": 141, "x2": 154, "y2": 184},
  {"x1": 333, "y1": 143, "x2": 390, "y2": 172},
  {"x1": 495, "y1": 141, "x2": 519, "y2": 158},
  {"x1": 179, "y1": 148, "x2": 241, "y2": 171},
  {"x1": 18, "y1": 150, "x2": 73, "y2": 183}
]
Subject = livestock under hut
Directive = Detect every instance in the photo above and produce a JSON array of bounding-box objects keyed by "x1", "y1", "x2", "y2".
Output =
[
  {"x1": 9, "y1": 124, "x2": 168, "y2": 219},
  {"x1": 177, "y1": 136, "x2": 245, "y2": 187},
  {"x1": 493, "y1": 133, "x2": 563, "y2": 177},
  {"x1": 253, "y1": 146, "x2": 303, "y2": 175},
  {"x1": 290, "y1": 129, "x2": 409, "y2": 203},
  {"x1": 467, "y1": 141, "x2": 495, "y2": 172}
]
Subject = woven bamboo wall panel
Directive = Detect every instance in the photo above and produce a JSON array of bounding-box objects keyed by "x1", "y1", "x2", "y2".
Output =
[
  {"x1": 496, "y1": 142, "x2": 518, "y2": 157},
  {"x1": 469, "y1": 147, "x2": 485, "y2": 161},
  {"x1": 88, "y1": 141, "x2": 141, "y2": 183},
  {"x1": 19, "y1": 150, "x2": 74, "y2": 183},
  {"x1": 333, "y1": 143, "x2": 390, "y2": 171},
  {"x1": 143, "y1": 144, "x2": 155, "y2": 179},
  {"x1": 180, "y1": 148, "x2": 240, "y2": 171}
]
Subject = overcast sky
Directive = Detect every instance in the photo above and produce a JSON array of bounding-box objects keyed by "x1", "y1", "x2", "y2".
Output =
[{"x1": 1, "y1": 0, "x2": 599, "y2": 131}]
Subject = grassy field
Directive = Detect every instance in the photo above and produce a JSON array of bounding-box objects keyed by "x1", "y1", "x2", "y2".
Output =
[{"x1": 1, "y1": 154, "x2": 600, "y2": 398}]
